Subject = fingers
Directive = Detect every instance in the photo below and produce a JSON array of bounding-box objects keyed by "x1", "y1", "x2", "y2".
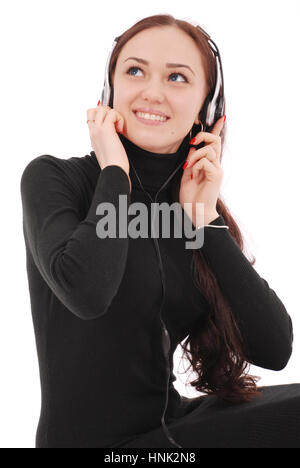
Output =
[
  {"x1": 211, "y1": 116, "x2": 226, "y2": 136},
  {"x1": 86, "y1": 101, "x2": 109, "y2": 125},
  {"x1": 87, "y1": 103, "x2": 123, "y2": 131},
  {"x1": 184, "y1": 144, "x2": 219, "y2": 169},
  {"x1": 95, "y1": 101, "x2": 113, "y2": 125},
  {"x1": 190, "y1": 115, "x2": 224, "y2": 146},
  {"x1": 105, "y1": 109, "x2": 125, "y2": 133},
  {"x1": 189, "y1": 133, "x2": 221, "y2": 164},
  {"x1": 191, "y1": 157, "x2": 224, "y2": 182},
  {"x1": 190, "y1": 131, "x2": 221, "y2": 147},
  {"x1": 86, "y1": 108, "x2": 96, "y2": 128},
  {"x1": 86, "y1": 103, "x2": 101, "y2": 122}
]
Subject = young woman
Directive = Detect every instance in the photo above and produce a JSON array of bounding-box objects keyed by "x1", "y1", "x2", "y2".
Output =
[{"x1": 20, "y1": 14, "x2": 300, "y2": 448}]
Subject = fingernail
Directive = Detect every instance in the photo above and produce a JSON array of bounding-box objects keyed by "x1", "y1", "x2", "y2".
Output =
[
  {"x1": 183, "y1": 160, "x2": 188, "y2": 169},
  {"x1": 189, "y1": 137, "x2": 196, "y2": 145},
  {"x1": 97, "y1": 100, "x2": 101, "y2": 106},
  {"x1": 223, "y1": 115, "x2": 226, "y2": 123}
]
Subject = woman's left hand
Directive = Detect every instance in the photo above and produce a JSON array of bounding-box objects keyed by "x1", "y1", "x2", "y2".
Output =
[{"x1": 179, "y1": 116, "x2": 225, "y2": 227}]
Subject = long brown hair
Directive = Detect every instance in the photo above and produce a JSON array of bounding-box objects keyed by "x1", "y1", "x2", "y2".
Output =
[{"x1": 108, "y1": 14, "x2": 261, "y2": 404}]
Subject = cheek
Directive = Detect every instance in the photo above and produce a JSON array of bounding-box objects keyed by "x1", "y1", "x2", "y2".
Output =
[
  {"x1": 173, "y1": 93, "x2": 195, "y2": 113},
  {"x1": 115, "y1": 83, "x2": 138, "y2": 107},
  {"x1": 172, "y1": 104, "x2": 195, "y2": 125}
]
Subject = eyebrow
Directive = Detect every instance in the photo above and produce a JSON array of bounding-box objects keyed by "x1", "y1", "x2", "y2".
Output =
[{"x1": 123, "y1": 56, "x2": 195, "y2": 76}]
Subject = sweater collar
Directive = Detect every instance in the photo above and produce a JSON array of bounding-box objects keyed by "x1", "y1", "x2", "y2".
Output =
[{"x1": 118, "y1": 132, "x2": 191, "y2": 193}]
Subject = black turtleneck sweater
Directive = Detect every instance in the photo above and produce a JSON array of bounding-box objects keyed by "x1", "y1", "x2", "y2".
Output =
[{"x1": 20, "y1": 131, "x2": 293, "y2": 448}]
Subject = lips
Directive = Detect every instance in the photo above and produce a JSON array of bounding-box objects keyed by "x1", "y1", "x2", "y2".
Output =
[
  {"x1": 133, "y1": 111, "x2": 169, "y2": 126},
  {"x1": 133, "y1": 109, "x2": 170, "y2": 119}
]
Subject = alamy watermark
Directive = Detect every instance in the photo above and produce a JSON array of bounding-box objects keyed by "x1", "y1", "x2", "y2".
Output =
[{"x1": 95, "y1": 195, "x2": 207, "y2": 249}]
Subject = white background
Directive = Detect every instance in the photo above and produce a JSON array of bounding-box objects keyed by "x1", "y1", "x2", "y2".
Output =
[{"x1": 1, "y1": 0, "x2": 299, "y2": 448}]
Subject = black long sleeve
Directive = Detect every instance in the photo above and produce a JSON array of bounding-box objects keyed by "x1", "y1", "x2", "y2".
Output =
[
  {"x1": 20, "y1": 141, "x2": 296, "y2": 449},
  {"x1": 20, "y1": 155, "x2": 131, "y2": 320},
  {"x1": 195, "y1": 215, "x2": 294, "y2": 371}
]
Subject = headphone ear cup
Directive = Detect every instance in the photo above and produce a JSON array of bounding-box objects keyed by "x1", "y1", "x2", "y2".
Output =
[
  {"x1": 109, "y1": 89, "x2": 114, "y2": 108},
  {"x1": 216, "y1": 94, "x2": 225, "y2": 121},
  {"x1": 199, "y1": 92, "x2": 212, "y2": 130}
]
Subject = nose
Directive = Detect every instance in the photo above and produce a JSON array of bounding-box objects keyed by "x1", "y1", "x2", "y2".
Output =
[{"x1": 141, "y1": 79, "x2": 165, "y2": 103}]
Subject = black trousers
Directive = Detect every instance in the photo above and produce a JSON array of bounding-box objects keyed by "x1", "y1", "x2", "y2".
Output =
[{"x1": 119, "y1": 383, "x2": 300, "y2": 448}]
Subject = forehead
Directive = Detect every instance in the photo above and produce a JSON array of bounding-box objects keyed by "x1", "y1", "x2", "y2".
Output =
[{"x1": 117, "y1": 26, "x2": 204, "y2": 73}]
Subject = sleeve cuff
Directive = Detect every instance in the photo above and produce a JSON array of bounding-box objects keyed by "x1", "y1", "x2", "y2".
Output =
[
  {"x1": 180, "y1": 209, "x2": 230, "y2": 249},
  {"x1": 206, "y1": 214, "x2": 227, "y2": 226}
]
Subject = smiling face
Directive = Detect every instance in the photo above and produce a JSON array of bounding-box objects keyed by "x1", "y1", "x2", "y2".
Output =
[{"x1": 112, "y1": 26, "x2": 209, "y2": 153}]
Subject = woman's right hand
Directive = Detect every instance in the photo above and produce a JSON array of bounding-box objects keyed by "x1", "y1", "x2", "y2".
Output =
[{"x1": 87, "y1": 102, "x2": 131, "y2": 192}]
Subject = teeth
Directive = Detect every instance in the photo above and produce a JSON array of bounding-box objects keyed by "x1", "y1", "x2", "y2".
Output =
[{"x1": 135, "y1": 111, "x2": 167, "y2": 122}]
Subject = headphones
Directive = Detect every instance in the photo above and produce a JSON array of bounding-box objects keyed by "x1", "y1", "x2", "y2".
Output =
[
  {"x1": 100, "y1": 23, "x2": 225, "y2": 134},
  {"x1": 99, "y1": 23, "x2": 225, "y2": 449}
]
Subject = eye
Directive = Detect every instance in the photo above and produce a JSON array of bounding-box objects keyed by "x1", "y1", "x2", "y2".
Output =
[{"x1": 126, "y1": 66, "x2": 189, "y2": 83}]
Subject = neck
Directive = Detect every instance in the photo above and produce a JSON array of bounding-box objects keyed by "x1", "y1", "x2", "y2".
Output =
[{"x1": 118, "y1": 132, "x2": 191, "y2": 193}]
